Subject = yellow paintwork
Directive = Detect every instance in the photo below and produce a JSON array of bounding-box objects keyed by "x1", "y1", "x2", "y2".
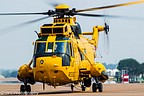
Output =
[
  {"x1": 91, "y1": 62, "x2": 106, "y2": 75},
  {"x1": 18, "y1": 64, "x2": 33, "y2": 79},
  {"x1": 55, "y1": 4, "x2": 70, "y2": 9},
  {"x1": 33, "y1": 56, "x2": 79, "y2": 84},
  {"x1": 17, "y1": 4, "x2": 108, "y2": 88}
]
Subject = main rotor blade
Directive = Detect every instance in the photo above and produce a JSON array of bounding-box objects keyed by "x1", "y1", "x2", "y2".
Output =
[
  {"x1": 0, "y1": 12, "x2": 48, "y2": 15},
  {"x1": 75, "y1": 13, "x2": 122, "y2": 18},
  {"x1": 0, "y1": 16, "x2": 50, "y2": 35},
  {"x1": 76, "y1": 0, "x2": 144, "y2": 12},
  {"x1": 20, "y1": 16, "x2": 50, "y2": 25},
  {"x1": 74, "y1": 13, "x2": 144, "y2": 20}
]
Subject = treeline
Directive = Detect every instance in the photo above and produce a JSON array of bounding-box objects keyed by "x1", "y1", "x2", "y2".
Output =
[
  {"x1": 117, "y1": 58, "x2": 144, "y2": 77},
  {"x1": 0, "y1": 69, "x2": 17, "y2": 78}
]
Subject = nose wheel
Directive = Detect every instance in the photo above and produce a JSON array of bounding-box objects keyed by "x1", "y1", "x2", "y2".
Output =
[
  {"x1": 20, "y1": 85, "x2": 31, "y2": 93},
  {"x1": 20, "y1": 79, "x2": 31, "y2": 94}
]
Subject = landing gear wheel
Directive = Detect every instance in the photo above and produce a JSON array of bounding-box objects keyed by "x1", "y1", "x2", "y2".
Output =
[
  {"x1": 20, "y1": 84, "x2": 31, "y2": 93},
  {"x1": 81, "y1": 85, "x2": 86, "y2": 91},
  {"x1": 20, "y1": 85, "x2": 25, "y2": 93},
  {"x1": 92, "y1": 83, "x2": 97, "y2": 92},
  {"x1": 98, "y1": 83, "x2": 103, "y2": 92},
  {"x1": 26, "y1": 85, "x2": 31, "y2": 93}
]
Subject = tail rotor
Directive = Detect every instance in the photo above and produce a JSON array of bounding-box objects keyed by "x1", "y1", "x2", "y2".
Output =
[{"x1": 104, "y1": 22, "x2": 110, "y2": 54}]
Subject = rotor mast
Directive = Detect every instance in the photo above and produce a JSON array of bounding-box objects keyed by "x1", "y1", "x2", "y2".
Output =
[{"x1": 53, "y1": 4, "x2": 76, "y2": 25}]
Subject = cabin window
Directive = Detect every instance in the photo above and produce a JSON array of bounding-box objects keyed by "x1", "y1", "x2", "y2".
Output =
[
  {"x1": 56, "y1": 36, "x2": 69, "y2": 40},
  {"x1": 54, "y1": 42, "x2": 65, "y2": 53},
  {"x1": 47, "y1": 42, "x2": 54, "y2": 52},
  {"x1": 36, "y1": 42, "x2": 46, "y2": 54},
  {"x1": 66, "y1": 42, "x2": 70, "y2": 56},
  {"x1": 53, "y1": 42, "x2": 70, "y2": 66},
  {"x1": 70, "y1": 43, "x2": 74, "y2": 57},
  {"x1": 62, "y1": 42, "x2": 70, "y2": 66}
]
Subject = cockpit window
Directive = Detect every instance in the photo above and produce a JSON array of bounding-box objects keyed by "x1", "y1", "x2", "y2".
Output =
[
  {"x1": 35, "y1": 41, "x2": 66, "y2": 54},
  {"x1": 47, "y1": 42, "x2": 54, "y2": 52},
  {"x1": 54, "y1": 42, "x2": 65, "y2": 53},
  {"x1": 34, "y1": 41, "x2": 70, "y2": 66},
  {"x1": 36, "y1": 42, "x2": 46, "y2": 54}
]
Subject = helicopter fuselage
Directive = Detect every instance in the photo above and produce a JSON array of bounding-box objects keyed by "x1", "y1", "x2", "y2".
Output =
[{"x1": 17, "y1": 16, "x2": 108, "y2": 90}]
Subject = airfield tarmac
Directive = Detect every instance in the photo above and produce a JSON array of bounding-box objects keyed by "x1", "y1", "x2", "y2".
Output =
[{"x1": 0, "y1": 81, "x2": 144, "y2": 96}]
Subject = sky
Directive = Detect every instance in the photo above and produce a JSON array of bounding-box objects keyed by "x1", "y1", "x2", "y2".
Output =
[{"x1": 0, "y1": 0, "x2": 144, "y2": 69}]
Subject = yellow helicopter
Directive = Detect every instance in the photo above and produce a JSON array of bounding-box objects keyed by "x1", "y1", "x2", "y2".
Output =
[
  {"x1": 0, "y1": 0, "x2": 144, "y2": 93},
  {"x1": 17, "y1": 4, "x2": 109, "y2": 92}
]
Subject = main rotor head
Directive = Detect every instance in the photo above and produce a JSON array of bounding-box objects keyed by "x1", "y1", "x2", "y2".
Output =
[{"x1": 55, "y1": 4, "x2": 70, "y2": 10}]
